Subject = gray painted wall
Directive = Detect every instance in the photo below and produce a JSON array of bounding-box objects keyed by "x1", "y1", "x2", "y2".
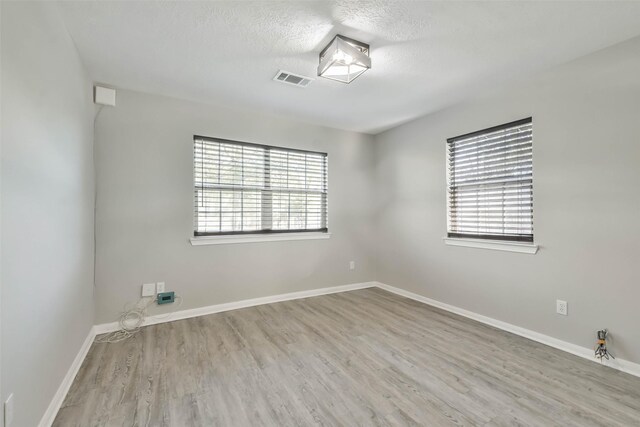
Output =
[
  {"x1": 1, "y1": 2, "x2": 95, "y2": 426},
  {"x1": 0, "y1": 2, "x2": 3, "y2": 422},
  {"x1": 0, "y1": 2, "x2": 4, "y2": 422},
  {"x1": 374, "y1": 36, "x2": 640, "y2": 364},
  {"x1": 94, "y1": 90, "x2": 377, "y2": 323}
]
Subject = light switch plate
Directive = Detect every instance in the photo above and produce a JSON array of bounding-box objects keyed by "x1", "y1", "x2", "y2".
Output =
[{"x1": 156, "y1": 282, "x2": 165, "y2": 293}]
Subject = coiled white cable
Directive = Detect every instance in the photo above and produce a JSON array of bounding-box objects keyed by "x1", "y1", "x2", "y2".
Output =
[{"x1": 95, "y1": 294, "x2": 182, "y2": 344}]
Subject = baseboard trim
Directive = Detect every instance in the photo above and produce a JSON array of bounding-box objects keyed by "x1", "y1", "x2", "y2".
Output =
[
  {"x1": 38, "y1": 326, "x2": 96, "y2": 427},
  {"x1": 94, "y1": 281, "x2": 377, "y2": 334},
  {"x1": 45, "y1": 281, "x2": 376, "y2": 426},
  {"x1": 375, "y1": 282, "x2": 640, "y2": 378}
]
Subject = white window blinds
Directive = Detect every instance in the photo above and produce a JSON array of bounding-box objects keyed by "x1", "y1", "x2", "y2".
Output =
[
  {"x1": 194, "y1": 136, "x2": 328, "y2": 236},
  {"x1": 447, "y1": 118, "x2": 533, "y2": 243}
]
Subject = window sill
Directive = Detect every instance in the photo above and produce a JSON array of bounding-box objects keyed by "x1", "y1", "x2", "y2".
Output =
[
  {"x1": 190, "y1": 232, "x2": 331, "y2": 246},
  {"x1": 443, "y1": 237, "x2": 538, "y2": 254}
]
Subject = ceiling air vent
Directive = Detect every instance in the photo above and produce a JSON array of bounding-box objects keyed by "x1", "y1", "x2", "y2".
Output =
[{"x1": 273, "y1": 70, "x2": 314, "y2": 88}]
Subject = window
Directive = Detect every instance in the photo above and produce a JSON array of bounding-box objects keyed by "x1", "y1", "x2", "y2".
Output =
[
  {"x1": 447, "y1": 118, "x2": 533, "y2": 243},
  {"x1": 193, "y1": 136, "x2": 328, "y2": 236}
]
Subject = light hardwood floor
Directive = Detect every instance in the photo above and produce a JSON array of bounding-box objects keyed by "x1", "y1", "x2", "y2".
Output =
[{"x1": 54, "y1": 288, "x2": 640, "y2": 426}]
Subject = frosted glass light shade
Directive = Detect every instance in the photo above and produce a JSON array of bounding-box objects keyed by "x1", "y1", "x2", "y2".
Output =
[{"x1": 318, "y1": 35, "x2": 370, "y2": 84}]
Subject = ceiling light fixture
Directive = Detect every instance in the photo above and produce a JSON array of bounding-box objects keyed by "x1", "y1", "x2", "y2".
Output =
[{"x1": 317, "y1": 35, "x2": 370, "y2": 84}]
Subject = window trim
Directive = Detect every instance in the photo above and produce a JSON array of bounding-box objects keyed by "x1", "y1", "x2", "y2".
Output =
[
  {"x1": 190, "y1": 231, "x2": 331, "y2": 246},
  {"x1": 446, "y1": 117, "x2": 534, "y2": 244},
  {"x1": 443, "y1": 237, "x2": 538, "y2": 254},
  {"x1": 193, "y1": 228, "x2": 329, "y2": 237},
  {"x1": 193, "y1": 135, "x2": 329, "y2": 237}
]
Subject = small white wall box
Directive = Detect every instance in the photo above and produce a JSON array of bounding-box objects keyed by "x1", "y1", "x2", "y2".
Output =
[{"x1": 94, "y1": 86, "x2": 116, "y2": 106}]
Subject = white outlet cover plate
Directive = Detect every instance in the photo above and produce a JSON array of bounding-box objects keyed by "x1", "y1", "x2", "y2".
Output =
[
  {"x1": 156, "y1": 282, "x2": 165, "y2": 293},
  {"x1": 142, "y1": 283, "x2": 156, "y2": 297},
  {"x1": 556, "y1": 300, "x2": 568, "y2": 315}
]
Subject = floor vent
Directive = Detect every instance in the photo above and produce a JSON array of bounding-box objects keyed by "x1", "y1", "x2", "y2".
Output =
[{"x1": 273, "y1": 70, "x2": 314, "y2": 88}]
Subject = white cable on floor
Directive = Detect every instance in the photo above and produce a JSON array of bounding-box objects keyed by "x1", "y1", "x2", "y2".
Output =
[{"x1": 95, "y1": 294, "x2": 183, "y2": 343}]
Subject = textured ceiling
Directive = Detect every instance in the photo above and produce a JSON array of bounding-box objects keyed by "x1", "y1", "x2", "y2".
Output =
[{"x1": 58, "y1": 1, "x2": 640, "y2": 134}]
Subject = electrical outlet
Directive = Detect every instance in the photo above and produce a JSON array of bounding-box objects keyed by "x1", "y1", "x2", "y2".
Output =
[
  {"x1": 156, "y1": 282, "x2": 165, "y2": 293},
  {"x1": 349, "y1": 261, "x2": 355, "y2": 271},
  {"x1": 5, "y1": 393, "x2": 14, "y2": 427},
  {"x1": 142, "y1": 283, "x2": 156, "y2": 297},
  {"x1": 556, "y1": 300, "x2": 568, "y2": 316}
]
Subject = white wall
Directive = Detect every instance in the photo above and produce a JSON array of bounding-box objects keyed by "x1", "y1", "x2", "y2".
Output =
[
  {"x1": 1, "y1": 2, "x2": 95, "y2": 426},
  {"x1": 94, "y1": 89, "x2": 377, "y2": 323},
  {"x1": 374, "y1": 36, "x2": 640, "y2": 364}
]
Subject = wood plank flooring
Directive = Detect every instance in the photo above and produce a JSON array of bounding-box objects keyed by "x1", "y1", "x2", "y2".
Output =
[{"x1": 54, "y1": 288, "x2": 640, "y2": 426}]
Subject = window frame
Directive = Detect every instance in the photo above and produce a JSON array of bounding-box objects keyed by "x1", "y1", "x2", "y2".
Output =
[
  {"x1": 446, "y1": 117, "x2": 534, "y2": 245},
  {"x1": 193, "y1": 135, "x2": 329, "y2": 238}
]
